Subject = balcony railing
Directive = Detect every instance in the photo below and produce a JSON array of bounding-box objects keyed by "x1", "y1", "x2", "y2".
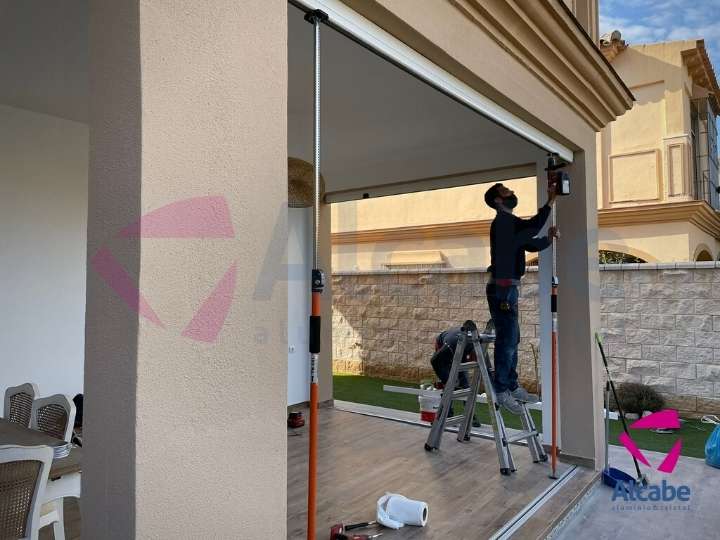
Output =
[{"x1": 694, "y1": 170, "x2": 720, "y2": 210}]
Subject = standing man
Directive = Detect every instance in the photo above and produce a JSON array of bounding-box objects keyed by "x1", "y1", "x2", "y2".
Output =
[{"x1": 484, "y1": 182, "x2": 559, "y2": 414}]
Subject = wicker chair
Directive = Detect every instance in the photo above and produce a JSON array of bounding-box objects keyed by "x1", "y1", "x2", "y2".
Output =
[
  {"x1": 0, "y1": 445, "x2": 63, "y2": 540},
  {"x1": 30, "y1": 396, "x2": 75, "y2": 444},
  {"x1": 4, "y1": 384, "x2": 39, "y2": 428}
]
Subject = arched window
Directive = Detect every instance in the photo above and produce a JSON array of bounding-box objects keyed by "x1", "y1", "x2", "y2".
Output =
[
  {"x1": 693, "y1": 244, "x2": 714, "y2": 262},
  {"x1": 599, "y1": 250, "x2": 646, "y2": 264}
]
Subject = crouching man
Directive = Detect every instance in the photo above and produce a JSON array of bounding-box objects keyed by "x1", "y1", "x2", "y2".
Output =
[
  {"x1": 483, "y1": 182, "x2": 559, "y2": 414},
  {"x1": 430, "y1": 327, "x2": 473, "y2": 389},
  {"x1": 430, "y1": 326, "x2": 480, "y2": 425}
]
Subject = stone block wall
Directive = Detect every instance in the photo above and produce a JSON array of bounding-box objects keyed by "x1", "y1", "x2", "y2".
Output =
[
  {"x1": 599, "y1": 265, "x2": 720, "y2": 416},
  {"x1": 332, "y1": 263, "x2": 720, "y2": 416},
  {"x1": 331, "y1": 269, "x2": 540, "y2": 385}
]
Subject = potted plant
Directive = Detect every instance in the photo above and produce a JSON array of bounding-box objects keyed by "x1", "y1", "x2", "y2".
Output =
[{"x1": 609, "y1": 382, "x2": 665, "y2": 419}]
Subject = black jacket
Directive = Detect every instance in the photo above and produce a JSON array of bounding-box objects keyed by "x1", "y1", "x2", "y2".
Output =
[{"x1": 488, "y1": 204, "x2": 552, "y2": 282}]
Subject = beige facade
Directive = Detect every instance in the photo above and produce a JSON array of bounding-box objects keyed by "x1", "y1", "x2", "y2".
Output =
[
  {"x1": 332, "y1": 38, "x2": 720, "y2": 269},
  {"x1": 598, "y1": 38, "x2": 720, "y2": 261}
]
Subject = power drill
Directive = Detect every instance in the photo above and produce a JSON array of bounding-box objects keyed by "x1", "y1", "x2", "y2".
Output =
[{"x1": 546, "y1": 153, "x2": 571, "y2": 196}]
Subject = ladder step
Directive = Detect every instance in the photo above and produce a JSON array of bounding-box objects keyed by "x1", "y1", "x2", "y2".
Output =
[
  {"x1": 451, "y1": 389, "x2": 473, "y2": 399},
  {"x1": 457, "y1": 362, "x2": 479, "y2": 373},
  {"x1": 505, "y1": 430, "x2": 538, "y2": 444},
  {"x1": 444, "y1": 415, "x2": 465, "y2": 426}
]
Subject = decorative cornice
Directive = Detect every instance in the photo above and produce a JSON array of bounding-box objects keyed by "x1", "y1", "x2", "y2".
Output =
[
  {"x1": 332, "y1": 219, "x2": 491, "y2": 245},
  {"x1": 449, "y1": 0, "x2": 634, "y2": 130},
  {"x1": 599, "y1": 201, "x2": 720, "y2": 238},
  {"x1": 681, "y1": 40, "x2": 720, "y2": 115},
  {"x1": 331, "y1": 201, "x2": 720, "y2": 245}
]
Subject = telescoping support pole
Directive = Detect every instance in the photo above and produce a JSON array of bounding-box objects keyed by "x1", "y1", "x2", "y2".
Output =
[
  {"x1": 304, "y1": 9, "x2": 328, "y2": 540},
  {"x1": 549, "y1": 203, "x2": 559, "y2": 480},
  {"x1": 545, "y1": 152, "x2": 570, "y2": 480}
]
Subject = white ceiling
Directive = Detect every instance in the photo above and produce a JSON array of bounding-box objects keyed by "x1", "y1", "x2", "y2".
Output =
[
  {"x1": 288, "y1": 4, "x2": 544, "y2": 200},
  {"x1": 0, "y1": 0, "x2": 88, "y2": 123},
  {"x1": 0, "y1": 1, "x2": 545, "y2": 198}
]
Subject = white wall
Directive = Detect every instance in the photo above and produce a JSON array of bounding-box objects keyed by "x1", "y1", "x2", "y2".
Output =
[
  {"x1": 288, "y1": 208, "x2": 311, "y2": 405},
  {"x1": 0, "y1": 105, "x2": 88, "y2": 397}
]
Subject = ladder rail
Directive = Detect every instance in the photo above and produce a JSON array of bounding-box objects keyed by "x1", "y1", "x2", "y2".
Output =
[
  {"x1": 425, "y1": 333, "x2": 472, "y2": 450},
  {"x1": 469, "y1": 332, "x2": 514, "y2": 472},
  {"x1": 457, "y1": 356, "x2": 483, "y2": 442}
]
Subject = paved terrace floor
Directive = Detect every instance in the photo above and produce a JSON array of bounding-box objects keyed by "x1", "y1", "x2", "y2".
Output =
[{"x1": 553, "y1": 445, "x2": 720, "y2": 539}]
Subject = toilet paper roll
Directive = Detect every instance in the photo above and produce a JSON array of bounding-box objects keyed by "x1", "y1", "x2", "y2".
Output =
[{"x1": 377, "y1": 493, "x2": 428, "y2": 529}]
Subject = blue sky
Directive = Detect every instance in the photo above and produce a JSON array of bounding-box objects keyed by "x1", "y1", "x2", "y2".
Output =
[{"x1": 599, "y1": 0, "x2": 720, "y2": 66}]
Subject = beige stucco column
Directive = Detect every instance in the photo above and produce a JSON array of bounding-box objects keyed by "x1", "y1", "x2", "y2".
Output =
[
  {"x1": 84, "y1": 1, "x2": 288, "y2": 537},
  {"x1": 555, "y1": 146, "x2": 605, "y2": 467}
]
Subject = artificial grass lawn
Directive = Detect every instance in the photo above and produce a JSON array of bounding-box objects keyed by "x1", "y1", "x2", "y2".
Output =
[{"x1": 333, "y1": 373, "x2": 710, "y2": 459}]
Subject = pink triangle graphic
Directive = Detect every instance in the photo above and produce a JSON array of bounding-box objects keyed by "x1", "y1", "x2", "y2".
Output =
[
  {"x1": 119, "y1": 196, "x2": 235, "y2": 238},
  {"x1": 630, "y1": 409, "x2": 680, "y2": 430},
  {"x1": 91, "y1": 247, "x2": 163, "y2": 327},
  {"x1": 619, "y1": 432, "x2": 651, "y2": 466},
  {"x1": 182, "y1": 263, "x2": 237, "y2": 343},
  {"x1": 658, "y1": 439, "x2": 682, "y2": 473}
]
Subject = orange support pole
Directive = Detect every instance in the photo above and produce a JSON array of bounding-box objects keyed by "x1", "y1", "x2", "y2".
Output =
[
  {"x1": 550, "y1": 283, "x2": 559, "y2": 479},
  {"x1": 304, "y1": 9, "x2": 328, "y2": 540},
  {"x1": 307, "y1": 289, "x2": 322, "y2": 540}
]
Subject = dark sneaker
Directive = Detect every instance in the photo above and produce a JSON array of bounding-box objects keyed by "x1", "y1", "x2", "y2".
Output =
[
  {"x1": 511, "y1": 386, "x2": 539, "y2": 403},
  {"x1": 496, "y1": 390, "x2": 523, "y2": 415}
]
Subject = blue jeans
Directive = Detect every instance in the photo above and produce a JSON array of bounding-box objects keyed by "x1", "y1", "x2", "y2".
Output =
[{"x1": 486, "y1": 283, "x2": 520, "y2": 393}]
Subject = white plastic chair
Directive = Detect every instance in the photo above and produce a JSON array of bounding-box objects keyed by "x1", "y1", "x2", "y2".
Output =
[
  {"x1": 4, "y1": 383, "x2": 39, "y2": 427},
  {"x1": 0, "y1": 445, "x2": 64, "y2": 540},
  {"x1": 29, "y1": 394, "x2": 78, "y2": 537},
  {"x1": 30, "y1": 395, "x2": 76, "y2": 443}
]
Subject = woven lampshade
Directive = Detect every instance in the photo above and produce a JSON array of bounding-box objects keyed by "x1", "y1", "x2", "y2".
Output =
[{"x1": 288, "y1": 157, "x2": 325, "y2": 208}]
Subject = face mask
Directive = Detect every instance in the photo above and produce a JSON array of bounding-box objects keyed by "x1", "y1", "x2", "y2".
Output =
[{"x1": 502, "y1": 194, "x2": 518, "y2": 209}]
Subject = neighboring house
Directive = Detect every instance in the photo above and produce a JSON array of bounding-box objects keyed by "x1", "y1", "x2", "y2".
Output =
[
  {"x1": 332, "y1": 35, "x2": 720, "y2": 269},
  {"x1": 597, "y1": 34, "x2": 720, "y2": 263}
]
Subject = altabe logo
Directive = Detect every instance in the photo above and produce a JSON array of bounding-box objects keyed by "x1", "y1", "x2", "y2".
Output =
[
  {"x1": 92, "y1": 196, "x2": 237, "y2": 343},
  {"x1": 611, "y1": 409, "x2": 691, "y2": 512}
]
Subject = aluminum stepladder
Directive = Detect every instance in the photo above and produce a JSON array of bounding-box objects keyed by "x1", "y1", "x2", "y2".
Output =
[{"x1": 424, "y1": 320, "x2": 547, "y2": 475}]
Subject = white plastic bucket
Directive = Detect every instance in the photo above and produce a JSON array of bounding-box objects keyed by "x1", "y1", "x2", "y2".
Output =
[{"x1": 419, "y1": 391, "x2": 441, "y2": 423}]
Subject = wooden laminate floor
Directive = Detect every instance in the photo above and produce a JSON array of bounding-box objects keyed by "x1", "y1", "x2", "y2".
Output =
[
  {"x1": 287, "y1": 408, "x2": 574, "y2": 540},
  {"x1": 38, "y1": 408, "x2": 586, "y2": 539}
]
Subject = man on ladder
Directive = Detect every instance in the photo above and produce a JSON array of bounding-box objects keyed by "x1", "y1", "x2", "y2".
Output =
[{"x1": 483, "y1": 181, "x2": 559, "y2": 414}]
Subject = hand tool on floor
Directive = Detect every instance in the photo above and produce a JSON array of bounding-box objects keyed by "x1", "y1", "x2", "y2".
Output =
[
  {"x1": 595, "y1": 333, "x2": 647, "y2": 486},
  {"x1": 424, "y1": 320, "x2": 547, "y2": 476},
  {"x1": 288, "y1": 411, "x2": 305, "y2": 428},
  {"x1": 329, "y1": 521, "x2": 380, "y2": 540}
]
